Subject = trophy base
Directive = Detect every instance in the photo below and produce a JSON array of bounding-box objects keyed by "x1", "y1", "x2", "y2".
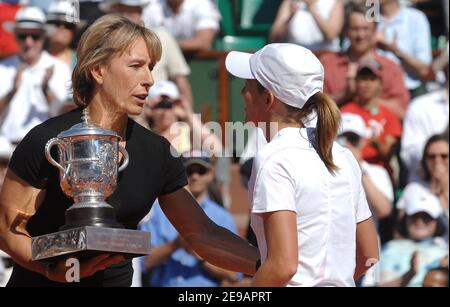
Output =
[
  {"x1": 31, "y1": 226, "x2": 151, "y2": 261},
  {"x1": 60, "y1": 205, "x2": 123, "y2": 230}
]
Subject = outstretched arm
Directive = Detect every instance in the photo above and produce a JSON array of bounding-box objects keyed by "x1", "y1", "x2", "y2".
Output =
[
  {"x1": 251, "y1": 210, "x2": 298, "y2": 287},
  {"x1": 0, "y1": 170, "x2": 124, "y2": 283},
  {"x1": 159, "y1": 187, "x2": 260, "y2": 276}
]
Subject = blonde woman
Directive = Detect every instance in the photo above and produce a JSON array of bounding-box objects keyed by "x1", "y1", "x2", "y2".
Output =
[{"x1": 0, "y1": 15, "x2": 259, "y2": 287}]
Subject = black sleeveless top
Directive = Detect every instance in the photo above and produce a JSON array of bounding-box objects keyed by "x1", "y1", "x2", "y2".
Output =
[{"x1": 7, "y1": 108, "x2": 187, "y2": 287}]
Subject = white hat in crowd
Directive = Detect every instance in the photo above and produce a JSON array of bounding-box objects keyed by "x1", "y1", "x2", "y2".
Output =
[
  {"x1": 225, "y1": 43, "x2": 324, "y2": 110},
  {"x1": 149, "y1": 80, "x2": 180, "y2": 100},
  {"x1": 0, "y1": 136, "x2": 15, "y2": 162},
  {"x1": 4, "y1": 6, "x2": 47, "y2": 32},
  {"x1": 99, "y1": 0, "x2": 150, "y2": 12},
  {"x1": 404, "y1": 191, "x2": 443, "y2": 219},
  {"x1": 47, "y1": 0, "x2": 86, "y2": 27},
  {"x1": 339, "y1": 113, "x2": 369, "y2": 138}
]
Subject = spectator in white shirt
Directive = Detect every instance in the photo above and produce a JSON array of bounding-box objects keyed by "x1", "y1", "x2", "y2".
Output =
[
  {"x1": 0, "y1": 6, "x2": 71, "y2": 144},
  {"x1": 401, "y1": 60, "x2": 448, "y2": 184},
  {"x1": 376, "y1": 0, "x2": 432, "y2": 94},
  {"x1": 270, "y1": 0, "x2": 344, "y2": 52},
  {"x1": 143, "y1": 0, "x2": 221, "y2": 53}
]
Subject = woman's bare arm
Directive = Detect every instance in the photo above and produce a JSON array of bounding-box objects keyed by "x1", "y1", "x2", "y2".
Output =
[
  {"x1": 354, "y1": 217, "x2": 379, "y2": 280},
  {"x1": 251, "y1": 210, "x2": 298, "y2": 287},
  {"x1": 0, "y1": 169, "x2": 48, "y2": 276},
  {"x1": 0, "y1": 169, "x2": 125, "y2": 282},
  {"x1": 269, "y1": 0, "x2": 296, "y2": 43},
  {"x1": 158, "y1": 187, "x2": 260, "y2": 276},
  {"x1": 308, "y1": 0, "x2": 344, "y2": 42}
]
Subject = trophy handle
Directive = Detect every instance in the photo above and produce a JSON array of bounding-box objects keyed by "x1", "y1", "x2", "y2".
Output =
[
  {"x1": 45, "y1": 138, "x2": 66, "y2": 174},
  {"x1": 118, "y1": 145, "x2": 129, "y2": 172}
]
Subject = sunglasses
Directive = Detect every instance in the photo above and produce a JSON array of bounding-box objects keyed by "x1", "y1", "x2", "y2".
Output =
[
  {"x1": 339, "y1": 133, "x2": 362, "y2": 147},
  {"x1": 153, "y1": 100, "x2": 173, "y2": 110},
  {"x1": 48, "y1": 21, "x2": 76, "y2": 30},
  {"x1": 426, "y1": 153, "x2": 449, "y2": 160},
  {"x1": 16, "y1": 32, "x2": 43, "y2": 41},
  {"x1": 186, "y1": 165, "x2": 209, "y2": 176}
]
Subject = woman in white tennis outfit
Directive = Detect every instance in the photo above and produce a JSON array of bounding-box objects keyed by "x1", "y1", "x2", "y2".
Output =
[{"x1": 225, "y1": 43, "x2": 379, "y2": 287}]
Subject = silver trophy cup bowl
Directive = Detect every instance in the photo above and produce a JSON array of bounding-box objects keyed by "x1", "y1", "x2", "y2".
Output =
[{"x1": 45, "y1": 125, "x2": 128, "y2": 230}]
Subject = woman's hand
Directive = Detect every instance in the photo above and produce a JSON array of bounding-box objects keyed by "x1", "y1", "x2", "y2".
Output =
[{"x1": 46, "y1": 253, "x2": 125, "y2": 283}]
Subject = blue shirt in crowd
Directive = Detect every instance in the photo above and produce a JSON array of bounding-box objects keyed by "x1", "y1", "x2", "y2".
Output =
[
  {"x1": 379, "y1": 238, "x2": 448, "y2": 287},
  {"x1": 140, "y1": 196, "x2": 242, "y2": 287}
]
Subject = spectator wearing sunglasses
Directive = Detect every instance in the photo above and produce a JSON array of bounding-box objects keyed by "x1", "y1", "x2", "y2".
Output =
[
  {"x1": 140, "y1": 150, "x2": 241, "y2": 287},
  {"x1": 397, "y1": 134, "x2": 449, "y2": 243},
  {"x1": 0, "y1": 6, "x2": 71, "y2": 144},
  {"x1": 46, "y1": 0, "x2": 86, "y2": 72},
  {"x1": 139, "y1": 80, "x2": 229, "y2": 207},
  {"x1": 401, "y1": 57, "x2": 449, "y2": 184},
  {"x1": 341, "y1": 59, "x2": 402, "y2": 182},
  {"x1": 138, "y1": 80, "x2": 223, "y2": 157}
]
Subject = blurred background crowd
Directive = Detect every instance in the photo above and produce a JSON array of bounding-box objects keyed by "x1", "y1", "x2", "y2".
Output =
[{"x1": 0, "y1": 0, "x2": 448, "y2": 287}]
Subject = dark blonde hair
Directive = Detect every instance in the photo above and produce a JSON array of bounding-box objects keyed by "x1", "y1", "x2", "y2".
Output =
[
  {"x1": 72, "y1": 14, "x2": 162, "y2": 107},
  {"x1": 282, "y1": 92, "x2": 341, "y2": 174}
]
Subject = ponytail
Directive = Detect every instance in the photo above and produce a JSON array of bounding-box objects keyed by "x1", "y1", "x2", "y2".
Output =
[
  {"x1": 310, "y1": 92, "x2": 341, "y2": 174},
  {"x1": 279, "y1": 92, "x2": 341, "y2": 174}
]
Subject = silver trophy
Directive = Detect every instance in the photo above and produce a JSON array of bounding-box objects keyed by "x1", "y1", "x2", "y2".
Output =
[{"x1": 31, "y1": 110, "x2": 150, "y2": 261}]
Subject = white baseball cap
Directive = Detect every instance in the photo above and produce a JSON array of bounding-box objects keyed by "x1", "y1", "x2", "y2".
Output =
[
  {"x1": 47, "y1": 0, "x2": 86, "y2": 27},
  {"x1": 4, "y1": 6, "x2": 47, "y2": 32},
  {"x1": 149, "y1": 80, "x2": 180, "y2": 100},
  {"x1": 99, "y1": 0, "x2": 150, "y2": 12},
  {"x1": 404, "y1": 191, "x2": 443, "y2": 219},
  {"x1": 225, "y1": 43, "x2": 324, "y2": 109},
  {"x1": 0, "y1": 136, "x2": 14, "y2": 162},
  {"x1": 339, "y1": 113, "x2": 369, "y2": 138}
]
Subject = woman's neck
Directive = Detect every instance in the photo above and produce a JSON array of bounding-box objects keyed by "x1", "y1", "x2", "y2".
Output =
[
  {"x1": 382, "y1": 0, "x2": 400, "y2": 20},
  {"x1": 87, "y1": 97, "x2": 128, "y2": 139},
  {"x1": 265, "y1": 117, "x2": 301, "y2": 142},
  {"x1": 348, "y1": 48, "x2": 376, "y2": 62},
  {"x1": 192, "y1": 190, "x2": 208, "y2": 204},
  {"x1": 153, "y1": 123, "x2": 171, "y2": 136},
  {"x1": 48, "y1": 43, "x2": 69, "y2": 57},
  {"x1": 169, "y1": 0, "x2": 183, "y2": 14},
  {"x1": 358, "y1": 97, "x2": 379, "y2": 110}
]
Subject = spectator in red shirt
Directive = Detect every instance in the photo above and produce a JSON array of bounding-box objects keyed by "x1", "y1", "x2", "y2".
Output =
[
  {"x1": 341, "y1": 59, "x2": 402, "y2": 176},
  {"x1": 0, "y1": 0, "x2": 22, "y2": 59},
  {"x1": 320, "y1": 2, "x2": 409, "y2": 119}
]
